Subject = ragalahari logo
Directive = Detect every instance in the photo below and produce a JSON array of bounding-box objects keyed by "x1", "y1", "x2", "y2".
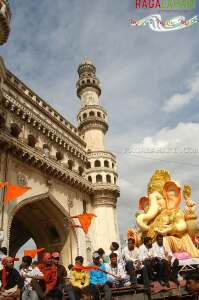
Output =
[
  {"x1": 130, "y1": 0, "x2": 197, "y2": 32},
  {"x1": 135, "y1": 0, "x2": 195, "y2": 9}
]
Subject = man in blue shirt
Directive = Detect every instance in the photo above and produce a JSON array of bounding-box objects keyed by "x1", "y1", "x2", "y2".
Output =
[{"x1": 89, "y1": 252, "x2": 112, "y2": 300}]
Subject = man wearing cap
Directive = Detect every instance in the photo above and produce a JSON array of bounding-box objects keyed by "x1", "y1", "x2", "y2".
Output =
[
  {"x1": 38, "y1": 253, "x2": 57, "y2": 297},
  {"x1": 0, "y1": 256, "x2": 24, "y2": 300},
  {"x1": 89, "y1": 252, "x2": 112, "y2": 300},
  {"x1": 51, "y1": 252, "x2": 67, "y2": 289}
]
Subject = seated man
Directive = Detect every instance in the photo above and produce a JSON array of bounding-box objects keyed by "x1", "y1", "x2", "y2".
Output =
[
  {"x1": 67, "y1": 256, "x2": 89, "y2": 300},
  {"x1": 106, "y1": 253, "x2": 130, "y2": 288},
  {"x1": 0, "y1": 257, "x2": 24, "y2": 300},
  {"x1": 20, "y1": 255, "x2": 44, "y2": 300},
  {"x1": 51, "y1": 252, "x2": 67, "y2": 289},
  {"x1": 139, "y1": 237, "x2": 156, "y2": 284},
  {"x1": 89, "y1": 252, "x2": 111, "y2": 300},
  {"x1": 123, "y1": 238, "x2": 150, "y2": 292},
  {"x1": 38, "y1": 253, "x2": 57, "y2": 297},
  {"x1": 152, "y1": 234, "x2": 179, "y2": 286}
]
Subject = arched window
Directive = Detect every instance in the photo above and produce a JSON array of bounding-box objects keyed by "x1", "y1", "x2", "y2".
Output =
[
  {"x1": 88, "y1": 176, "x2": 92, "y2": 183},
  {"x1": 28, "y1": 135, "x2": 36, "y2": 147},
  {"x1": 97, "y1": 112, "x2": 101, "y2": 118},
  {"x1": 79, "y1": 116, "x2": 81, "y2": 121},
  {"x1": 89, "y1": 111, "x2": 95, "y2": 117},
  {"x1": 10, "y1": 123, "x2": 21, "y2": 138},
  {"x1": 86, "y1": 162, "x2": 91, "y2": 169},
  {"x1": 79, "y1": 166, "x2": 84, "y2": 176},
  {"x1": 114, "y1": 177, "x2": 117, "y2": 184},
  {"x1": 68, "y1": 160, "x2": 74, "y2": 170},
  {"x1": 43, "y1": 144, "x2": 50, "y2": 157},
  {"x1": 106, "y1": 174, "x2": 111, "y2": 183},
  {"x1": 112, "y1": 163, "x2": 115, "y2": 169},
  {"x1": 83, "y1": 113, "x2": 87, "y2": 119},
  {"x1": 56, "y1": 151, "x2": 63, "y2": 161},
  {"x1": 94, "y1": 160, "x2": 101, "y2": 167},
  {"x1": 96, "y1": 174, "x2": 102, "y2": 183},
  {"x1": 104, "y1": 160, "x2": 109, "y2": 168}
]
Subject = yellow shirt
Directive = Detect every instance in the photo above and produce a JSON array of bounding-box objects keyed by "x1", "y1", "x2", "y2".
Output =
[{"x1": 70, "y1": 270, "x2": 90, "y2": 289}]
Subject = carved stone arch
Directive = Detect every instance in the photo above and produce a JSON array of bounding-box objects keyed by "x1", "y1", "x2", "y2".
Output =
[{"x1": 7, "y1": 192, "x2": 79, "y2": 256}]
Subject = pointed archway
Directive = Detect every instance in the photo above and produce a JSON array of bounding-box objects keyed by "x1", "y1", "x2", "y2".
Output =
[{"x1": 8, "y1": 193, "x2": 78, "y2": 264}]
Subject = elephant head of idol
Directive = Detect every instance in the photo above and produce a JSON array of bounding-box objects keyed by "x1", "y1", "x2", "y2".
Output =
[
  {"x1": 136, "y1": 169, "x2": 171, "y2": 232},
  {"x1": 136, "y1": 191, "x2": 166, "y2": 232}
]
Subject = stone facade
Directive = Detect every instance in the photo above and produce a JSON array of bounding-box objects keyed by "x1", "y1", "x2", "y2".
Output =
[
  {"x1": 0, "y1": 0, "x2": 11, "y2": 45},
  {"x1": 0, "y1": 2, "x2": 120, "y2": 265}
]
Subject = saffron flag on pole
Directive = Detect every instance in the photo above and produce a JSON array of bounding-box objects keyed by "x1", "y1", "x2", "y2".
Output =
[
  {"x1": 71, "y1": 213, "x2": 96, "y2": 234},
  {"x1": 4, "y1": 184, "x2": 31, "y2": 204},
  {"x1": 24, "y1": 248, "x2": 45, "y2": 258},
  {"x1": 0, "y1": 182, "x2": 8, "y2": 189}
]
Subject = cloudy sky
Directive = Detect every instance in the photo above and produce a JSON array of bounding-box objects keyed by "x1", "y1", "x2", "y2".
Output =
[{"x1": 1, "y1": 1, "x2": 199, "y2": 246}]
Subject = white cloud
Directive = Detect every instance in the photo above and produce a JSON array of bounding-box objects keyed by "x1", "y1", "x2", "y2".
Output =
[
  {"x1": 118, "y1": 122, "x2": 199, "y2": 235},
  {"x1": 163, "y1": 71, "x2": 199, "y2": 112}
]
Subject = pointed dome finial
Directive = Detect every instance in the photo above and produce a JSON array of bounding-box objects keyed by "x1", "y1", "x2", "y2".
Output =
[{"x1": 76, "y1": 58, "x2": 101, "y2": 98}]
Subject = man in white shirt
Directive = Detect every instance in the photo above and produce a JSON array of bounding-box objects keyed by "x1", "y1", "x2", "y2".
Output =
[
  {"x1": 20, "y1": 256, "x2": 44, "y2": 300},
  {"x1": 123, "y1": 238, "x2": 150, "y2": 293},
  {"x1": 139, "y1": 237, "x2": 156, "y2": 285},
  {"x1": 152, "y1": 234, "x2": 179, "y2": 285},
  {"x1": 106, "y1": 253, "x2": 130, "y2": 288}
]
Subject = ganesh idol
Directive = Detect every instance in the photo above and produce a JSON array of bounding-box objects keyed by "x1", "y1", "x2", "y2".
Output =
[{"x1": 135, "y1": 169, "x2": 199, "y2": 257}]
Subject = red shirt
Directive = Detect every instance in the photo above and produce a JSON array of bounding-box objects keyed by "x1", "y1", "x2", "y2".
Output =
[{"x1": 38, "y1": 264, "x2": 57, "y2": 291}]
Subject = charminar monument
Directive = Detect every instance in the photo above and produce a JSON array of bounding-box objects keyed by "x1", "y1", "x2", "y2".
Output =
[{"x1": 0, "y1": 0, "x2": 120, "y2": 265}]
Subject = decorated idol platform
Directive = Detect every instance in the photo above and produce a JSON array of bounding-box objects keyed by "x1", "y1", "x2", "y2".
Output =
[{"x1": 119, "y1": 169, "x2": 199, "y2": 300}]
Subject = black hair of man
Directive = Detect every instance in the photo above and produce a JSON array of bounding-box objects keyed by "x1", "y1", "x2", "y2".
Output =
[
  {"x1": 109, "y1": 252, "x2": 118, "y2": 259},
  {"x1": 111, "y1": 242, "x2": 119, "y2": 250},
  {"x1": 97, "y1": 248, "x2": 105, "y2": 256},
  {"x1": 143, "y1": 236, "x2": 152, "y2": 245},
  {"x1": 22, "y1": 255, "x2": 32, "y2": 266},
  {"x1": 156, "y1": 234, "x2": 164, "y2": 240},
  {"x1": 185, "y1": 271, "x2": 199, "y2": 281},
  {"x1": 75, "y1": 256, "x2": 84, "y2": 264},
  {"x1": 68, "y1": 264, "x2": 73, "y2": 270}
]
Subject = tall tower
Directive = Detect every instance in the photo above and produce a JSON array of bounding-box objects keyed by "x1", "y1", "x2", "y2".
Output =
[
  {"x1": 0, "y1": 0, "x2": 11, "y2": 45},
  {"x1": 76, "y1": 59, "x2": 120, "y2": 252}
]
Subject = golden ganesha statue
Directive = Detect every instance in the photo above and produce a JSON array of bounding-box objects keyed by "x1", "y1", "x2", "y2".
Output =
[{"x1": 135, "y1": 169, "x2": 199, "y2": 257}]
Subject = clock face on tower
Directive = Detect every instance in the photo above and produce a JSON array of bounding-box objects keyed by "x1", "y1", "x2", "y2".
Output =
[{"x1": 82, "y1": 91, "x2": 99, "y2": 106}]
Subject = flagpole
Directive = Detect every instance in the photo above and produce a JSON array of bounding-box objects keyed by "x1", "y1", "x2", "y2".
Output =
[
  {"x1": 0, "y1": 149, "x2": 8, "y2": 231},
  {"x1": 69, "y1": 206, "x2": 73, "y2": 264}
]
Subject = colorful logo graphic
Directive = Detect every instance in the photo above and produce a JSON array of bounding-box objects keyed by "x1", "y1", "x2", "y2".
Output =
[
  {"x1": 129, "y1": 14, "x2": 197, "y2": 31},
  {"x1": 135, "y1": 0, "x2": 196, "y2": 9}
]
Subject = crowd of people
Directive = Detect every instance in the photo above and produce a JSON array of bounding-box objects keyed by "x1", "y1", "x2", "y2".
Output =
[{"x1": 0, "y1": 234, "x2": 198, "y2": 300}]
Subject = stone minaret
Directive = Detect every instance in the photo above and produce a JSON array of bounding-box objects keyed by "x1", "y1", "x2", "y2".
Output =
[
  {"x1": 0, "y1": 0, "x2": 11, "y2": 45},
  {"x1": 76, "y1": 59, "x2": 120, "y2": 252}
]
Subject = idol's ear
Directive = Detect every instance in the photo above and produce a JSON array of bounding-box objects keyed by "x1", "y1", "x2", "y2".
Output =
[
  {"x1": 163, "y1": 180, "x2": 181, "y2": 209},
  {"x1": 139, "y1": 196, "x2": 149, "y2": 212}
]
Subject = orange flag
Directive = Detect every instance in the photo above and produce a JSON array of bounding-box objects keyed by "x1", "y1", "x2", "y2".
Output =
[
  {"x1": 72, "y1": 213, "x2": 96, "y2": 234},
  {"x1": 4, "y1": 184, "x2": 31, "y2": 203},
  {"x1": 72, "y1": 264, "x2": 100, "y2": 271},
  {"x1": 0, "y1": 182, "x2": 8, "y2": 189},
  {"x1": 24, "y1": 248, "x2": 45, "y2": 258}
]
